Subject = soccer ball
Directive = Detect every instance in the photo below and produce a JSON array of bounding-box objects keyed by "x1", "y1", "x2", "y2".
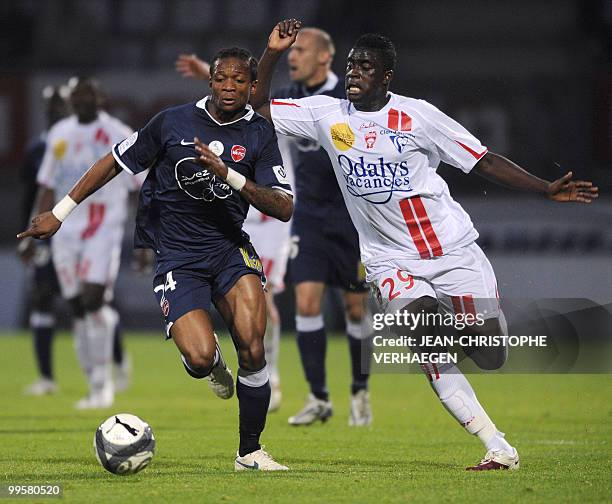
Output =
[{"x1": 94, "y1": 413, "x2": 156, "y2": 475}]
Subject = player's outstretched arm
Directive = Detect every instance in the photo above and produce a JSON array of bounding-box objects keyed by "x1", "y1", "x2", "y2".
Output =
[
  {"x1": 251, "y1": 19, "x2": 302, "y2": 121},
  {"x1": 175, "y1": 54, "x2": 210, "y2": 80},
  {"x1": 194, "y1": 138, "x2": 293, "y2": 221},
  {"x1": 17, "y1": 152, "x2": 123, "y2": 240},
  {"x1": 473, "y1": 152, "x2": 599, "y2": 203}
]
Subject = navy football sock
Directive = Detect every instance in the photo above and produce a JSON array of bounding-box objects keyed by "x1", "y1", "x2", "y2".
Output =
[
  {"x1": 33, "y1": 325, "x2": 54, "y2": 380},
  {"x1": 348, "y1": 334, "x2": 372, "y2": 395},
  {"x1": 297, "y1": 327, "x2": 328, "y2": 401},
  {"x1": 237, "y1": 368, "x2": 270, "y2": 457},
  {"x1": 112, "y1": 318, "x2": 123, "y2": 365}
]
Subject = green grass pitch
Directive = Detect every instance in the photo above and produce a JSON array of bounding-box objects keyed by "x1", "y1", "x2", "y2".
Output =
[{"x1": 1, "y1": 332, "x2": 610, "y2": 503}]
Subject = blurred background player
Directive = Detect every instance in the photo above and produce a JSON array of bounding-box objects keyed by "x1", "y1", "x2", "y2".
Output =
[
  {"x1": 18, "y1": 85, "x2": 69, "y2": 395},
  {"x1": 33, "y1": 77, "x2": 140, "y2": 409},
  {"x1": 175, "y1": 27, "x2": 374, "y2": 427}
]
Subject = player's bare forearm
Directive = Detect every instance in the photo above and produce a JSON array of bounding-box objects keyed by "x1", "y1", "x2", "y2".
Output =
[
  {"x1": 252, "y1": 19, "x2": 302, "y2": 120},
  {"x1": 240, "y1": 181, "x2": 293, "y2": 222},
  {"x1": 473, "y1": 152, "x2": 598, "y2": 203},
  {"x1": 17, "y1": 152, "x2": 122, "y2": 240},
  {"x1": 68, "y1": 152, "x2": 122, "y2": 203},
  {"x1": 251, "y1": 49, "x2": 283, "y2": 118},
  {"x1": 473, "y1": 152, "x2": 549, "y2": 194}
]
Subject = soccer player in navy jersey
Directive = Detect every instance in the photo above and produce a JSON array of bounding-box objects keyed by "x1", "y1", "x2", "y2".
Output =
[
  {"x1": 19, "y1": 47, "x2": 293, "y2": 471},
  {"x1": 176, "y1": 28, "x2": 374, "y2": 427}
]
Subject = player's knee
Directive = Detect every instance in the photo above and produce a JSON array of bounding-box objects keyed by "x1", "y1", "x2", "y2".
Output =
[
  {"x1": 81, "y1": 293, "x2": 104, "y2": 312},
  {"x1": 296, "y1": 297, "x2": 321, "y2": 317},
  {"x1": 238, "y1": 340, "x2": 265, "y2": 371},
  {"x1": 68, "y1": 296, "x2": 85, "y2": 318},
  {"x1": 183, "y1": 348, "x2": 216, "y2": 375},
  {"x1": 30, "y1": 285, "x2": 55, "y2": 312},
  {"x1": 345, "y1": 300, "x2": 365, "y2": 323},
  {"x1": 465, "y1": 318, "x2": 507, "y2": 370}
]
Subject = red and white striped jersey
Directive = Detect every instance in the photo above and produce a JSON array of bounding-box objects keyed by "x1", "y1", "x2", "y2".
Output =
[
  {"x1": 270, "y1": 92, "x2": 487, "y2": 278},
  {"x1": 37, "y1": 112, "x2": 141, "y2": 239}
]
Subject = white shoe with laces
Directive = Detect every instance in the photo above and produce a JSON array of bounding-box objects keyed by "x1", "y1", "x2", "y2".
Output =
[
  {"x1": 74, "y1": 385, "x2": 114, "y2": 410},
  {"x1": 349, "y1": 389, "x2": 372, "y2": 426},
  {"x1": 288, "y1": 393, "x2": 333, "y2": 425},
  {"x1": 466, "y1": 448, "x2": 520, "y2": 471},
  {"x1": 234, "y1": 448, "x2": 289, "y2": 471},
  {"x1": 206, "y1": 334, "x2": 234, "y2": 399},
  {"x1": 24, "y1": 378, "x2": 57, "y2": 396}
]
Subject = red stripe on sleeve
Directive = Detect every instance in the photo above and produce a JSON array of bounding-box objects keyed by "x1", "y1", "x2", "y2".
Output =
[
  {"x1": 399, "y1": 199, "x2": 431, "y2": 259},
  {"x1": 388, "y1": 108, "x2": 399, "y2": 130},
  {"x1": 410, "y1": 196, "x2": 443, "y2": 257},
  {"x1": 454, "y1": 140, "x2": 487, "y2": 160},
  {"x1": 271, "y1": 99, "x2": 300, "y2": 107}
]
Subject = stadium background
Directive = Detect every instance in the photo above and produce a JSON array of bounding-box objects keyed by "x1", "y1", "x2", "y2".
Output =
[{"x1": 0, "y1": 0, "x2": 610, "y2": 330}]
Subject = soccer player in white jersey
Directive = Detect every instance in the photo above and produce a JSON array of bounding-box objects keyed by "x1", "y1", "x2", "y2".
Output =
[
  {"x1": 34, "y1": 77, "x2": 142, "y2": 409},
  {"x1": 252, "y1": 20, "x2": 599, "y2": 470}
]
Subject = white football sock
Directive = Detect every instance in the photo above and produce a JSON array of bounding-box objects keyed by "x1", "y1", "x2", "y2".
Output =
[
  {"x1": 424, "y1": 363, "x2": 514, "y2": 453},
  {"x1": 85, "y1": 305, "x2": 115, "y2": 397}
]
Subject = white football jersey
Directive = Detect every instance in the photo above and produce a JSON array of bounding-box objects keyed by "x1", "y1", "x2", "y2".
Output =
[
  {"x1": 37, "y1": 111, "x2": 139, "y2": 238},
  {"x1": 270, "y1": 92, "x2": 486, "y2": 278}
]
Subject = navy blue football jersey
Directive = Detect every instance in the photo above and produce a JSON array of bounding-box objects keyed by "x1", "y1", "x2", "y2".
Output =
[
  {"x1": 274, "y1": 72, "x2": 348, "y2": 219},
  {"x1": 112, "y1": 97, "x2": 292, "y2": 275}
]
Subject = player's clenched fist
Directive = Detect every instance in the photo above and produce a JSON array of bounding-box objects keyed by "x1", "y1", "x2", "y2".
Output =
[
  {"x1": 17, "y1": 212, "x2": 61, "y2": 240},
  {"x1": 267, "y1": 19, "x2": 301, "y2": 53}
]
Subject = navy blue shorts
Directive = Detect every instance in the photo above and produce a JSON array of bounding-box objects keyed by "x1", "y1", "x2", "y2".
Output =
[
  {"x1": 152, "y1": 243, "x2": 265, "y2": 338},
  {"x1": 289, "y1": 210, "x2": 367, "y2": 292}
]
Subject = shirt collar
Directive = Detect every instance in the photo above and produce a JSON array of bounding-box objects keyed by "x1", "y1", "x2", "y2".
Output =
[{"x1": 195, "y1": 96, "x2": 255, "y2": 125}]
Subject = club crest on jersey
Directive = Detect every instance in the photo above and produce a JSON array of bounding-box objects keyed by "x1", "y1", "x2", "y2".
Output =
[
  {"x1": 175, "y1": 157, "x2": 232, "y2": 201},
  {"x1": 365, "y1": 131, "x2": 377, "y2": 149},
  {"x1": 330, "y1": 123, "x2": 355, "y2": 151},
  {"x1": 161, "y1": 299, "x2": 170, "y2": 317},
  {"x1": 231, "y1": 145, "x2": 246, "y2": 162},
  {"x1": 389, "y1": 134, "x2": 411, "y2": 153}
]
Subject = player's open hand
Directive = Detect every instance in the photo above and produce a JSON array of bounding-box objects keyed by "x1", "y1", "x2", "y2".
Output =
[
  {"x1": 547, "y1": 171, "x2": 599, "y2": 203},
  {"x1": 17, "y1": 212, "x2": 61, "y2": 240},
  {"x1": 268, "y1": 19, "x2": 301, "y2": 53},
  {"x1": 194, "y1": 137, "x2": 228, "y2": 179},
  {"x1": 175, "y1": 54, "x2": 210, "y2": 80}
]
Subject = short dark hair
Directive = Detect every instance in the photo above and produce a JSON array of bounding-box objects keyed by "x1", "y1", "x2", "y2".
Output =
[
  {"x1": 352, "y1": 33, "x2": 396, "y2": 72},
  {"x1": 211, "y1": 47, "x2": 258, "y2": 81}
]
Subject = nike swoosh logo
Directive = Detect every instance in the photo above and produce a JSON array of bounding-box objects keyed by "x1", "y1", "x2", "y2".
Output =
[
  {"x1": 235, "y1": 459, "x2": 259, "y2": 470},
  {"x1": 180, "y1": 139, "x2": 195, "y2": 146}
]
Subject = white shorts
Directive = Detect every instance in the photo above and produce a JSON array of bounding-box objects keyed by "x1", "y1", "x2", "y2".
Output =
[
  {"x1": 369, "y1": 242, "x2": 500, "y2": 318},
  {"x1": 51, "y1": 227, "x2": 122, "y2": 301},
  {"x1": 243, "y1": 212, "x2": 291, "y2": 294}
]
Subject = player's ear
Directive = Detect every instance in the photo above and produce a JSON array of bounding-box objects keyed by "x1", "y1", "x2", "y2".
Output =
[
  {"x1": 250, "y1": 80, "x2": 258, "y2": 95},
  {"x1": 382, "y1": 69, "x2": 394, "y2": 87},
  {"x1": 317, "y1": 50, "x2": 331, "y2": 66}
]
